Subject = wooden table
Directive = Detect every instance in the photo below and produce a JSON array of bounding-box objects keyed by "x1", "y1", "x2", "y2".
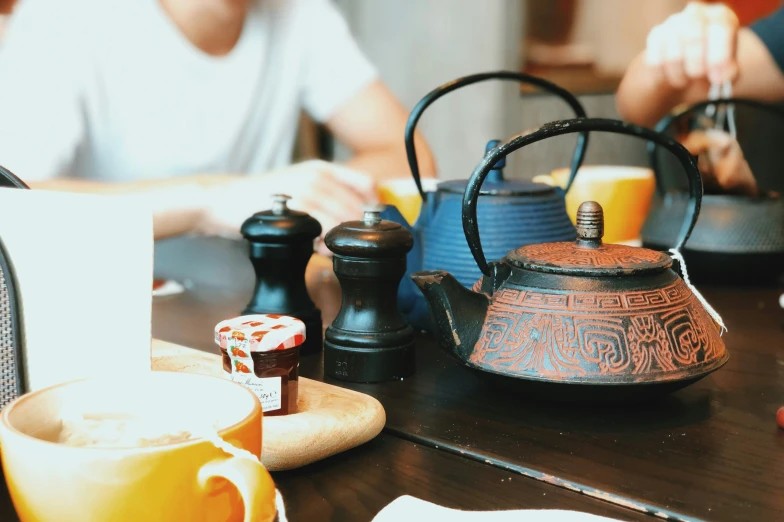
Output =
[
  {"x1": 3, "y1": 237, "x2": 781, "y2": 521},
  {"x1": 151, "y1": 237, "x2": 784, "y2": 522}
]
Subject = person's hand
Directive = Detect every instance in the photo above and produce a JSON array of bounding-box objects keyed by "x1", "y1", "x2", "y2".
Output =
[
  {"x1": 679, "y1": 129, "x2": 758, "y2": 196},
  {"x1": 199, "y1": 160, "x2": 378, "y2": 255},
  {"x1": 645, "y1": 2, "x2": 740, "y2": 88}
]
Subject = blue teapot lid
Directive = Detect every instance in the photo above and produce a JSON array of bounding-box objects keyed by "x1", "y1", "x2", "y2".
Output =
[{"x1": 437, "y1": 140, "x2": 557, "y2": 196}]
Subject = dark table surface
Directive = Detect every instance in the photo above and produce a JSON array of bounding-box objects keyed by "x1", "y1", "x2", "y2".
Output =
[
  {"x1": 151, "y1": 237, "x2": 784, "y2": 522},
  {"x1": 274, "y1": 433, "x2": 653, "y2": 521},
  {"x1": 0, "y1": 237, "x2": 647, "y2": 522},
  {"x1": 0, "y1": 432, "x2": 649, "y2": 522}
]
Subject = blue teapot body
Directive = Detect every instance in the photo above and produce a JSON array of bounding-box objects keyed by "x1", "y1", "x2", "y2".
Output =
[
  {"x1": 382, "y1": 170, "x2": 576, "y2": 331},
  {"x1": 382, "y1": 70, "x2": 589, "y2": 331}
]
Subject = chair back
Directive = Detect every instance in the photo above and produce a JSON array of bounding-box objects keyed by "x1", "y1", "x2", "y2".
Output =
[{"x1": 0, "y1": 165, "x2": 28, "y2": 408}]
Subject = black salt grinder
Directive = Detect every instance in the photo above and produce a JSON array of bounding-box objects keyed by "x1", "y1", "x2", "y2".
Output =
[
  {"x1": 324, "y1": 206, "x2": 415, "y2": 382},
  {"x1": 241, "y1": 194, "x2": 323, "y2": 355}
]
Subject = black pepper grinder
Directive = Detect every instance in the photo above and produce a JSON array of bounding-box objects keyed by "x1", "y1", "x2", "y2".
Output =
[
  {"x1": 241, "y1": 194, "x2": 323, "y2": 355},
  {"x1": 324, "y1": 206, "x2": 415, "y2": 382}
]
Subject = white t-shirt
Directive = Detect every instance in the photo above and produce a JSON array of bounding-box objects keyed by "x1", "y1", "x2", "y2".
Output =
[{"x1": 0, "y1": 0, "x2": 377, "y2": 182}]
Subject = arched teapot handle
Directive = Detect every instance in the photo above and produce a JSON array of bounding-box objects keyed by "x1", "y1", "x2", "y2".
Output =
[
  {"x1": 463, "y1": 118, "x2": 703, "y2": 277},
  {"x1": 405, "y1": 71, "x2": 589, "y2": 199},
  {"x1": 648, "y1": 97, "x2": 784, "y2": 197}
]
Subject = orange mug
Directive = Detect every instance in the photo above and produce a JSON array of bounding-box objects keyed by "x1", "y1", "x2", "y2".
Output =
[
  {"x1": 378, "y1": 178, "x2": 439, "y2": 225},
  {"x1": 0, "y1": 371, "x2": 276, "y2": 522}
]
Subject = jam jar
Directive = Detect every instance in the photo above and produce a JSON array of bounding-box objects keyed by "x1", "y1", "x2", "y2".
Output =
[{"x1": 214, "y1": 314, "x2": 304, "y2": 416}]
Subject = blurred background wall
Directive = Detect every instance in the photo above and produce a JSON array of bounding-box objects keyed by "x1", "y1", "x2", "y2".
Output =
[
  {"x1": 333, "y1": 0, "x2": 783, "y2": 192},
  {"x1": 333, "y1": 0, "x2": 685, "y2": 181},
  {"x1": 333, "y1": 0, "x2": 525, "y2": 180}
]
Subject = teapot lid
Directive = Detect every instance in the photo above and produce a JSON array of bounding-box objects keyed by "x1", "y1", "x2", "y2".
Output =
[
  {"x1": 508, "y1": 201, "x2": 672, "y2": 276},
  {"x1": 437, "y1": 178, "x2": 556, "y2": 196},
  {"x1": 438, "y1": 140, "x2": 558, "y2": 196},
  {"x1": 241, "y1": 194, "x2": 322, "y2": 244}
]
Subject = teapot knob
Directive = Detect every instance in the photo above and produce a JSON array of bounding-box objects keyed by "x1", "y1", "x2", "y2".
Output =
[
  {"x1": 576, "y1": 201, "x2": 603, "y2": 247},
  {"x1": 485, "y1": 140, "x2": 505, "y2": 183}
]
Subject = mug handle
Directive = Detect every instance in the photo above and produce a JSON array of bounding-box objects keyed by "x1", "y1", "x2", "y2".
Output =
[
  {"x1": 405, "y1": 70, "x2": 589, "y2": 199},
  {"x1": 198, "y1": 456, "x2": 278, "y2": 522},
  {"x1": 647, "y1": 97, "x2": 784, "y2": 197},
  {"x1": 463, "y1": 118, "x2": 703, "y2": 277}
]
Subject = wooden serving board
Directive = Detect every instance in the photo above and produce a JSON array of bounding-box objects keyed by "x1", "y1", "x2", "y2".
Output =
[{"x1": 150, "y1": 339, "x2": 386, "y2": 471}]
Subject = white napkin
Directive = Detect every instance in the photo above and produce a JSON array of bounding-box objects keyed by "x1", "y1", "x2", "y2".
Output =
[
  {"x1": 0, "y1": 188, "x2": 153, "y2": 391},
  {"x1": 372, "y1": 496, "x2": 621, "y2": 522}
]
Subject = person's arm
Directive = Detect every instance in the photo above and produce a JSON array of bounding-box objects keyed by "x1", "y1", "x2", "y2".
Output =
[
  {"x1": 28, "y1": 175, "x2": 229, "y2": 240},
  {"x1": 29, "y1": 160, "x2": 378, "y2": 244},
  {"x1": 2, "y1": 3, "x2": 378, "y2": 241},
  {"x1": 298, "y1": 0, "x2": 435, "y2": 182},
  {"x1": 616, "y1": 3, "x2": 784, "y2": 127},
  {"x1": 326, "y1": 79, "x2": 435, "y2": 182},
  {"x1": 4, "y1": 0, "x2": 386, "y2": 243}
]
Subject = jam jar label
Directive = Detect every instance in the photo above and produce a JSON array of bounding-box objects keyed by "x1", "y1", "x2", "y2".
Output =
[
  {"x1": 231, "y1": 374, "x2": 282, "y2": 412},
  {"x1": 226, "y1": 337, "x2": 283, "y2": 412}
]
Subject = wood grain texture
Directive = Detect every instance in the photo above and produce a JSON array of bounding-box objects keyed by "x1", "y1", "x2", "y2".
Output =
[
  {"x1": 152, "y1": 248, "x2": 784, "y2": 521},
  {"x1": 151, "y1": 340, "x2": 385, "y2": 471},
  {"x1": 152, "y1": 238, "x2": 784, "y2": 521},
  {"x1": 312, "y1": 287, "x2": 784, "y2": 522},
  {"x1": 273, "y1": 433, "x2": 649, "y2": 522}
]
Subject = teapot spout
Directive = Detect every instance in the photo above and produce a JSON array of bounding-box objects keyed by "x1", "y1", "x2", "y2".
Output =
[{"x1": 411, "y1": 271, "x2": 489, "y2": 361}]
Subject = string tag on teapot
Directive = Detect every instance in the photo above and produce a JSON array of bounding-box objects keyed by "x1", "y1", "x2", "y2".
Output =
[{"x1": 669, "y1": 248, "x2": 727, "y2": 335}]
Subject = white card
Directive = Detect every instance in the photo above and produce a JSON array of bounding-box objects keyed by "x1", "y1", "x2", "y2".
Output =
[{"x1": 0, "y1": 188, "x2": 153, "y2": 391}]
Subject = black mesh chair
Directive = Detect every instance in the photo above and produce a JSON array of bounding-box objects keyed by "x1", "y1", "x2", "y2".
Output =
[{"x1": 0, "y1": 165, "x2": 28, "y2": 409}]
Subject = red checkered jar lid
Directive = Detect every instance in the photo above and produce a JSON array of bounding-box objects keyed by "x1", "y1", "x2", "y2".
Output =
[{"x1": 214, "y1": 314, "x2": 306, "y2": 353}]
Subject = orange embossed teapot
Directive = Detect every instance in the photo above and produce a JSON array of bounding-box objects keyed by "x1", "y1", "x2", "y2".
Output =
[{"x1": 412, "y1": 118, "x2": 729, "y2": 401}]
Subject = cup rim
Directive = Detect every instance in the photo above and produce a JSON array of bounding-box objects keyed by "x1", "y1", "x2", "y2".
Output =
[
  {"x1": 0, "y1": 371, "x2": 261, "y2": 455},
  {"x1": 551, "y1": 165, "x2": 654, "y2": 179},
  {"x1": 379, "y1": 177, "x2": 440, "y2": 191}
]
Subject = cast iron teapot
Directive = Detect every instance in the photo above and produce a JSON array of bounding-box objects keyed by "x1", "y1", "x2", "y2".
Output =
[
  {"x1": 643, "y1": 97, "x2": 784, "y2": 283},
  {"x1": 380, "y1": 71, "x2": 590, "y2": 331},
  {"x1": 412, "y1": 118, "x2": 728, "y2": 401}
]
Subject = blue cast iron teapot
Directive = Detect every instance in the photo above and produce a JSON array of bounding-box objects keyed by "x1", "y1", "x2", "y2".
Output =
[{"x1": 379, "y1": 71, "x2": 590, "y2": 331}]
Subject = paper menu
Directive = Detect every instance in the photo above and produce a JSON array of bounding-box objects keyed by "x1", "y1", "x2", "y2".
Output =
[
  {"x1": 0, "y1": 187, "x2": 153, "y2": 391},
  {"x1": 372, "y1": 496, "x2": 620, "y2": 521}
]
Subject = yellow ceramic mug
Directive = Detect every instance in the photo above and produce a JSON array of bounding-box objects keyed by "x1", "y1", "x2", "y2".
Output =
[
  {"x1": 534, "y1": 166, "x2": 656, "y2": 245},
  {"x1": 0, "y1": 371, "x2": 276, "y2": 522},
  {"x1": 378, "y1": 178, "x2": 440, "y2": 225}
]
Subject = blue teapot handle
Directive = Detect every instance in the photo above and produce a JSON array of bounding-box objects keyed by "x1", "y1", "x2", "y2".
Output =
[
  {"x1": 463, "y1": 118, "x2": 703, "y2": 277},
  {"x1": 648, "y1": 97, "x2": 784, "y2": 198},
  {"x1": 405, "y1": 71, "x2": 589, "y2": 200}
]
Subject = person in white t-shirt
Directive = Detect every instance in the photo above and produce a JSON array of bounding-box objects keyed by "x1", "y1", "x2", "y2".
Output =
[{"x1": 0, "y1": 0, "x2": 435, "y2": 244}]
